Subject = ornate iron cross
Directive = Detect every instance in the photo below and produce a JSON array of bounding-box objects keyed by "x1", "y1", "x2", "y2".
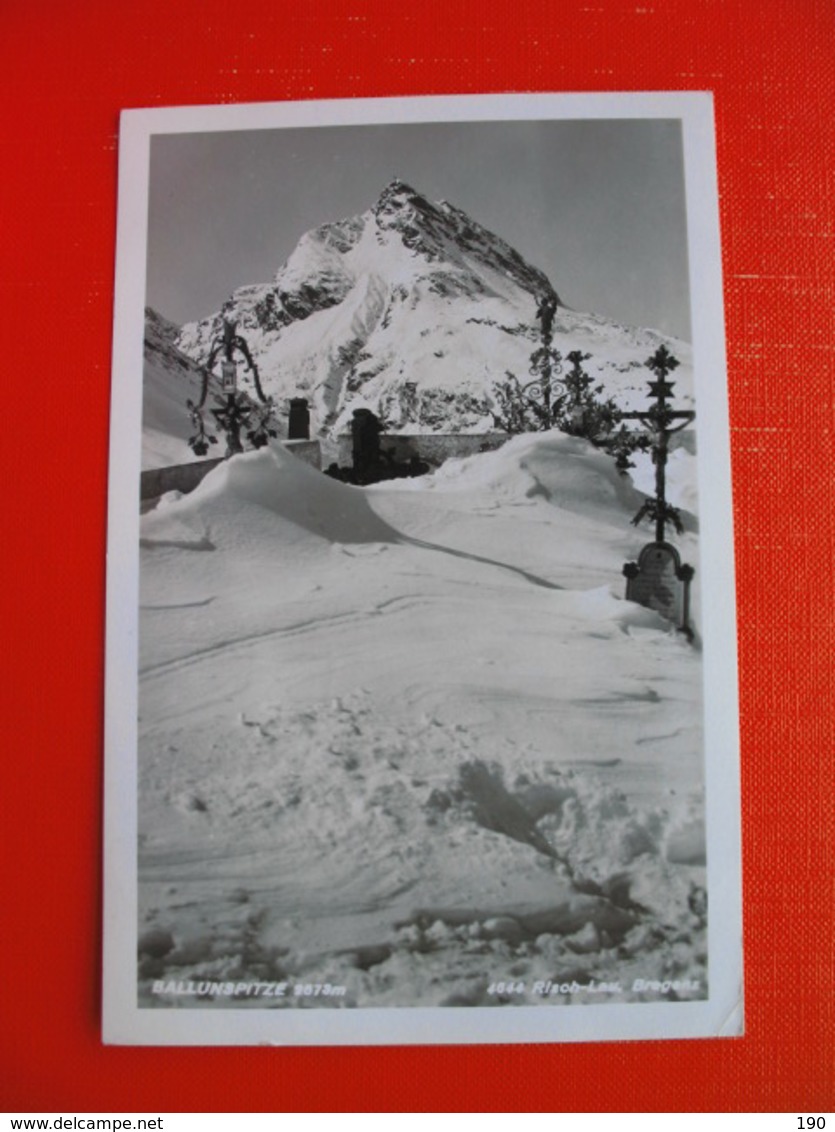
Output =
[{"x1": 621, "y1": 345, "x2": 695, "y2": 543}]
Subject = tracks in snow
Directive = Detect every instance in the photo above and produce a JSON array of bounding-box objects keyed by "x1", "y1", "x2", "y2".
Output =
[{"x1": 139, "y1": 591, "x2": 448, "y2": 681}]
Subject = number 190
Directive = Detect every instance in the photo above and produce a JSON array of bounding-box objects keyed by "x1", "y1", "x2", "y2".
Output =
[{"x1": 798, "y1": 1119, "x2": 825, "y2": 1129}]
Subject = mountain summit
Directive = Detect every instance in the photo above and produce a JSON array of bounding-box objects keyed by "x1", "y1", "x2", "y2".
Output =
[
  {"x1": 369, "y1": 178, "x2": 560, "y2": 303},
  {"x1": 175, "y1": 181, "x2": 690, "y2": 437}
]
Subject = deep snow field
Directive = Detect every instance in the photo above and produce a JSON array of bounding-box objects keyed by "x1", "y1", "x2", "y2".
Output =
[{"x1": 137, "y1": 432, "x2": 706, "y2": 1010}]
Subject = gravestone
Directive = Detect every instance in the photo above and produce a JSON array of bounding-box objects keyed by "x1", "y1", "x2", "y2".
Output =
[
  {"x1": 351, "y1": 408, "x2": 384, "y2": 479},
  {"x1": 623, "y1": 541, "x2": 694, "y2": 638}
]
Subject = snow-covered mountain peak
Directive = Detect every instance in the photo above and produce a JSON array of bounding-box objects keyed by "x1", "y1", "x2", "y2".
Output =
[
  {"x1": 172, "y1": 182, "x2": 692, "y2": 441},
  {"x1": 368, "y1": 179, "x2": 557, "y2": 303}
]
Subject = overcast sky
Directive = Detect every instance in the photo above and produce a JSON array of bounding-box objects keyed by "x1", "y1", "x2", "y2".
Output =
[{"x1": 146, "y1": 118, "x2": 691, "y2": 340}]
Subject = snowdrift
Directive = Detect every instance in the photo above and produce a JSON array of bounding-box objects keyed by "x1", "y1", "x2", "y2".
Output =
[{"x1": 138, "y1": 433, "x2": 706, "y2": 1009}]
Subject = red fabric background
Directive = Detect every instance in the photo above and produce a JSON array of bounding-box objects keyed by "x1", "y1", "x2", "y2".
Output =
[{"x1": 2, "y1": 0, "x2": 832, "y2": 1113}]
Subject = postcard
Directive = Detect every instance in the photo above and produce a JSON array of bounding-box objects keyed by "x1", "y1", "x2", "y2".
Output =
[{"x1": 103, "y1": 92, "x2": 742, "y2": 1044}]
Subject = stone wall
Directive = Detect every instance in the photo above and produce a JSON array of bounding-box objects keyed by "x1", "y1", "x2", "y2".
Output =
[{"x1": 140, "y1": 439, "x2": 322, "y2": 502}]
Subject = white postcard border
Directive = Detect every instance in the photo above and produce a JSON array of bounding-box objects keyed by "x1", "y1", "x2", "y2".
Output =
[{"x1": 104, "y1": 91, "x2": 742, "y2": 1046}]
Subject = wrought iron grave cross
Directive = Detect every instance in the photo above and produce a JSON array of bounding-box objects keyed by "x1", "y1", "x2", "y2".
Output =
[
  {"x1": 621, "y1": 345, "x2": 696, "y2": 639},
  {"x1": 186, "y1": 318, "x2": 277, "y2": 458},
  {"x1": 621, "y1": 345, "x2": 695, "y2": 543}
]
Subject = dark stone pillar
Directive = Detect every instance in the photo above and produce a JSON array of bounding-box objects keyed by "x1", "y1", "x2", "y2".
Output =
[{"x1": 288, "y1": 397, "x2": 310, "y2": 440}]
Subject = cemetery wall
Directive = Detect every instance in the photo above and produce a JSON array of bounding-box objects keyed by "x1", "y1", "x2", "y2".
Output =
[{"x1": 140, "y1": 439, "x2": 322, "y2": 501}]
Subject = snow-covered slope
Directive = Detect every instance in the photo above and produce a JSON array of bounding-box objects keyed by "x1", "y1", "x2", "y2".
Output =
[
  {"x1": 141, "y1": 308, "x2": 223, "y2": 469},
  {"x1": 138, "y1": 433, "x2": 705, "y2": 1010},
  {"x1": 176, "y1": 180, "x2": 693, "y2": 438}
]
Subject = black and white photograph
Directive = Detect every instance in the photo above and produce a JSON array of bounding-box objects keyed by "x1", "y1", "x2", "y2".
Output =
[{"x1": 104, "y1": 93, "x2": 742, "y2": 1045}]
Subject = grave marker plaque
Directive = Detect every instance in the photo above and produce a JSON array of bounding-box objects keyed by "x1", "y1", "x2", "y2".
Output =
[
  {"x1": 624, "y1": 541, "x2": 694, "y2": 637},
  {"x1": 221, "y1": 359, "x2": 237, "y2": 392}
]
